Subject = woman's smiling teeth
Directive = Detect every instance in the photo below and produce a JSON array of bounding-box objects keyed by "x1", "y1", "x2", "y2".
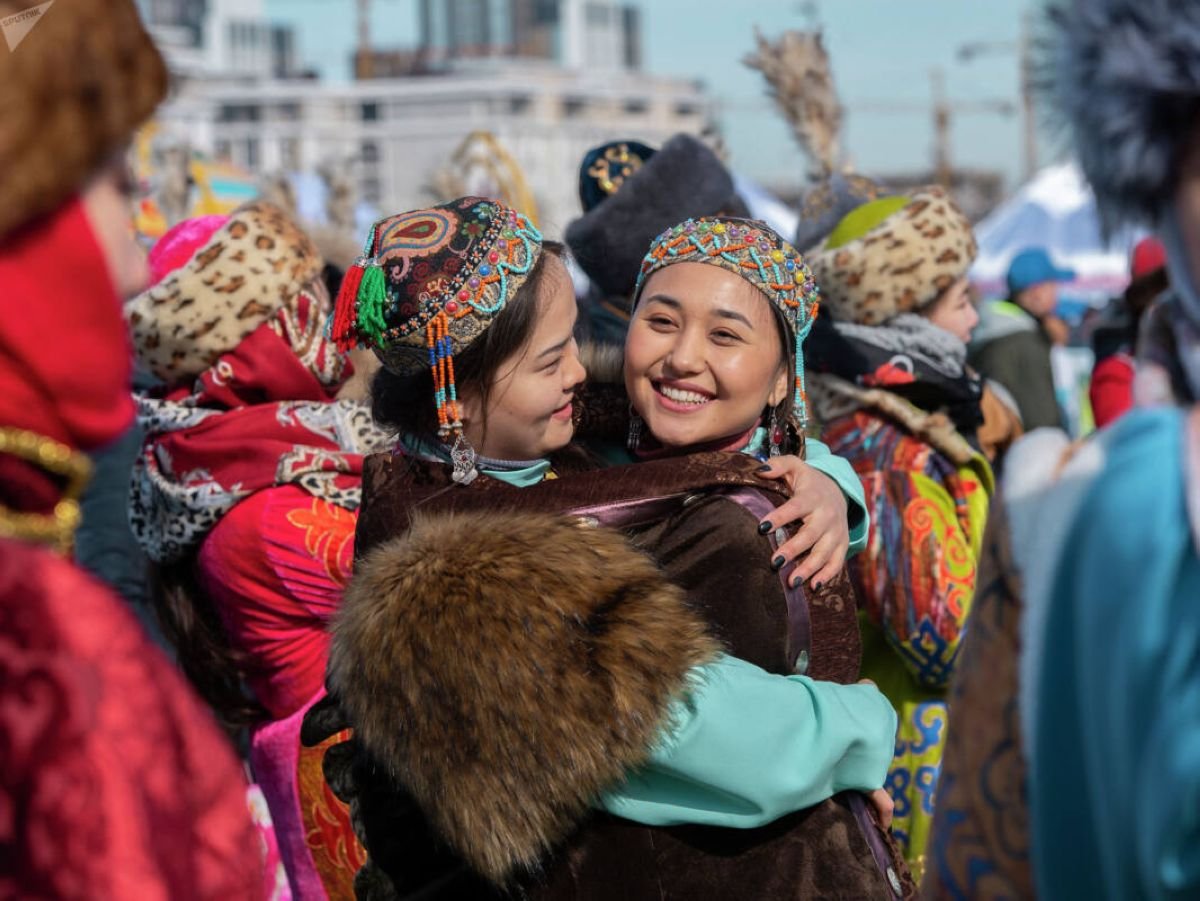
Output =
[{"x1": 656, "y1": 382, "x2": 712, "y2": 405}]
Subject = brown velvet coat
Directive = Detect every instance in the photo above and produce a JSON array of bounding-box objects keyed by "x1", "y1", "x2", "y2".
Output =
[{"x1": 308, "y1": 449, "x2": 914, "y2": 900}]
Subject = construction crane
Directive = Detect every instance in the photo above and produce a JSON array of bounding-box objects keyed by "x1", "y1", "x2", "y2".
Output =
[
  {"x1": 851, "y1": 68, "x2": 1016, "y2": 187},
  {"x1": 286, "y1": 0, "x2": 381, "y2": 78},
  {"x1": 958, "y1": 10, "x2": 1036, "y2": 180},
  {"x1": 355, "y1": 0, "x2": 373, "y2": 79}
]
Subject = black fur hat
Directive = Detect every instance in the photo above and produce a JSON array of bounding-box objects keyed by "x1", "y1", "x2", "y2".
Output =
[{"x1": 565, "y1": 133, "x2": 740, "y2": 298}]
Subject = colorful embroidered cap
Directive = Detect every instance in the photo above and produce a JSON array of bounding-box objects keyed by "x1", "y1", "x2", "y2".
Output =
[
  {"x1": 329, "y1": 196, "x2": 543, "y2": 441},
  {"x1": 633, "y1": 217, "x2": 821, "y2": 427}
]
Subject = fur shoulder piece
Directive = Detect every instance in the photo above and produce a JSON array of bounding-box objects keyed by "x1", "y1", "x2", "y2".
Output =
[
  {"x1": 578, "y1": 341, "x2": 625, "y2": 386},
  {"x1": 810, "y1": 372, "x2": 978, "y2": 466},
  {"x1": 329, "y1": 508, "x2": 721, "y2": 884}
]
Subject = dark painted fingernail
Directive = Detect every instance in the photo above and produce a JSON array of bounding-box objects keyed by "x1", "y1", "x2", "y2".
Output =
[
  {"x1": 771, "y1": 555, "x2": 785, "y2": 571},
  {"x1": 812, "y1": 580, "x2": 823, "y2": 591},
  {"x1": 758, "y1": 520, "x2": 774, "y2": 535},
  {"x1": 756, "y1": 464, "x2": 771, "y2": 473}
]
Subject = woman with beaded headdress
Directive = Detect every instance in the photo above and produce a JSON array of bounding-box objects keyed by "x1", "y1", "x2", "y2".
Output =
[
  {"x1": 798, "y1": 187, "x2": 996, "y2": 877},
  {"x1": 925, "y1": 2, "x2": 1200, "y2": 898},
  {"x1": 318, "y1": 196, "x2": 914, "y2": 899},
  {"x1": 566, "y1": 132, "x2": 872, "y2": 590}
]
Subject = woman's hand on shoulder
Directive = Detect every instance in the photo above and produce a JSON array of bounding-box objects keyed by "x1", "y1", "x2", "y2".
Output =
[{"x1": 754, "y1": 456, "x2": 849, "y2": 589}]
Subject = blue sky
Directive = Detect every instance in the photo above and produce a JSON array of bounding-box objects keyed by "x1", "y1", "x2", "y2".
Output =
[{"x1": 269, "y1": 0, "x2": 1045, "y2": 193}]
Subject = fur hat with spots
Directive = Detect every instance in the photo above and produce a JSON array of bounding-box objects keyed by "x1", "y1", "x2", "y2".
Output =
[
  {"x1": 126, "y1": 201, "x2": 324, "y2": 384},
  {"x1": 807, "y1": 186, "x2": 977, "y2": 326}
]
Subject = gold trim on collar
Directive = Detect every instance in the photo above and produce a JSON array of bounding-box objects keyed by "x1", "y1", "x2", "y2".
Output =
[{"x1": 0, "y1": 428, "x2": 92, "y2": 555}]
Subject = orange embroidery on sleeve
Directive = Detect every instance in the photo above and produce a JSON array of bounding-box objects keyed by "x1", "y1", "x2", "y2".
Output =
[{"x1": 286, "y1": 499, "x2": 357, "y2": 588}]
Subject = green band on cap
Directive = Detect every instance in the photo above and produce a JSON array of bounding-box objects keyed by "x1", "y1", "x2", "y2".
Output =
[{"x1": 824, "y1": 195, "x2": 912, "y2": 249}]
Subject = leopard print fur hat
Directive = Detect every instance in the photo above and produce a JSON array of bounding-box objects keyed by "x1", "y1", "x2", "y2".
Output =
[
  {"x1": 806, "y1": 186, "x2": 977, "y2": 326},
  {"x1": 126, "y1": 201, "x2": 323, "y2": 384}
]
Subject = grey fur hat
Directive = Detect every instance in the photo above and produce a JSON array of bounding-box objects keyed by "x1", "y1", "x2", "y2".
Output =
[
  {"x1": 1050, "y1": 0, "x2": 1200, "y2": 229},
  {"x1": 565, "y1": 133, "x2": 741, "y2": 298}
]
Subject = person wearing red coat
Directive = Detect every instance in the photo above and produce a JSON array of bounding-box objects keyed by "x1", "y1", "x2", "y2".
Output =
[
  {"x1": 0, "y1": 1, "x2": 262, "y2": 896},
  {"x1": 1089, "y1": 237, "x2": 1169, "y2": 429}
]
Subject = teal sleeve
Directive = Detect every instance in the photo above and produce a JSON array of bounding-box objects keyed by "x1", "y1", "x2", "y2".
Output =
[
  {"x1": 600, "y1": 654, "x2": 898, "y2": 829},
  {"x1": 805, "y1": 437, "x2": 869, "y2": 556}
]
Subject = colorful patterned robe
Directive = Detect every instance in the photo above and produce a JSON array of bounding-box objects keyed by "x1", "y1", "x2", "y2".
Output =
[{"x1": 822, "y1": 407, "x2": 993, "y2": 878}]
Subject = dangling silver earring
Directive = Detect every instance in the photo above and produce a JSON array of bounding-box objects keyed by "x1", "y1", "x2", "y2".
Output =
[
  {"x1": 450, "y1": 433, "x2": 478, "y2": 485},
  {"x1": 768, "y1": 409, "x2": 783, "y2": 458},
  {"x1": 627, "y1": 408, "x2": 644, "y2": 452}
]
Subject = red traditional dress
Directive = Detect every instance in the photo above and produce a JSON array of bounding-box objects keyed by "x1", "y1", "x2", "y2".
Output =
[
  {"x1": 0, "y1": 197, "x2": 262, "y2": 899},
  {"x1": 131, "y1": 292, "x2": 389, "y2": 897}
]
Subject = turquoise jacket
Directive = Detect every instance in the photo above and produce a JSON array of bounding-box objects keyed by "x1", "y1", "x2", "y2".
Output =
[
  {"x1": 484, "y1": 461, "x2": 896, "y2": 830},
  {"x1": 604, "y1": 654, "x2": 897, "y2": 826},
  {"x1": 806, "y1": 436, "x2": 870, "y2": 556},
  {"x1": 1032, "y1": 408, "x2": 1200, "y2": 899}
]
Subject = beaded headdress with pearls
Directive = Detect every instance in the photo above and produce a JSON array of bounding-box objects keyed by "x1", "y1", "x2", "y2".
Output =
[
  {"x1": 633, "y1": 217, "x2": 821, "y2": 429},
  {"x1": 330, "y1": 197, "x2": 543, "y2": 447}
]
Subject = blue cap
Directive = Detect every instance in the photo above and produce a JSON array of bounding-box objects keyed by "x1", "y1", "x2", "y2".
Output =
[{"x1": 1006, "y1": 247, "x2": 1076, "y2": 295}]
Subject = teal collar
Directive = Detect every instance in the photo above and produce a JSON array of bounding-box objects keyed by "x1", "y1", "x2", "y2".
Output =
[{"x1": 399, "y1": 434, "x2": 551, "y2": 487}]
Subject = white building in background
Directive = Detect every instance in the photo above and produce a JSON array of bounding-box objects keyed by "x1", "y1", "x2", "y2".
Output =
[{"x1": 143, "y1": 0, "x2": 713, "y2": 237}]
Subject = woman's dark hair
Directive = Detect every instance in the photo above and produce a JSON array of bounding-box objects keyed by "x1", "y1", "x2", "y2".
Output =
[
  {"x1": 150, "y1": 557, "x2": 268, "y2": 733},
  {"x1": 371, "y1": 240, "x2": 565, "y2": 443}
]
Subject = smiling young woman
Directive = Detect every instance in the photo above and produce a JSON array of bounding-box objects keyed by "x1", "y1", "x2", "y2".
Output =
[{"x1": 626, "y1": 261, "x2": 791, "y2": 450}]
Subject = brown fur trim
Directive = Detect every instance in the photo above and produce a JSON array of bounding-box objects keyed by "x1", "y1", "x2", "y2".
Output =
[
  {"x1": 578, "y1": 341, "x2": 625, "y2": 386},
  {"x1": 329, "y1": 508, "x2": 720, "y2": 884},
  {"x1": 810, "y1": 372, "x2": 978, "y2": 465},
  {"x1": 808, "y1": 186, "x2": 977, "y2": 326},
  {"x1": 126, "y1": 201, "x2": 323, "y2": 383},
  {"x1": 0, "y1": 0, "x2": 167, "y2": 241}
]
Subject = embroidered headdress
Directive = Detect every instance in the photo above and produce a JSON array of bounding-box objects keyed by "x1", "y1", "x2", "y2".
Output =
[
  {"x1": 633, "y1": 217, "x2": 820, "y2": 428},
  {"x1": 329, "y1": 196, "x2": 543, "y2": 447}
]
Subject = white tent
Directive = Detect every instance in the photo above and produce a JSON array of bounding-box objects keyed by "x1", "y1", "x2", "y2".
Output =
[{"x1": 970, "y1": 161, "x2": 1145, "y2": 311}]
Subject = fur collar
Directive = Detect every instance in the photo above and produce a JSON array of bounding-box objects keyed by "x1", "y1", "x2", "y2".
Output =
[
  {"x1": 809, "y1": 372, "x2": 978, "y2": 466},
  {"x1": 329, "y1": 507, "x2": 720, "y2": 884},
  {"x1": 578, "y1": 341, "x2": 625, "y2": 387}
]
